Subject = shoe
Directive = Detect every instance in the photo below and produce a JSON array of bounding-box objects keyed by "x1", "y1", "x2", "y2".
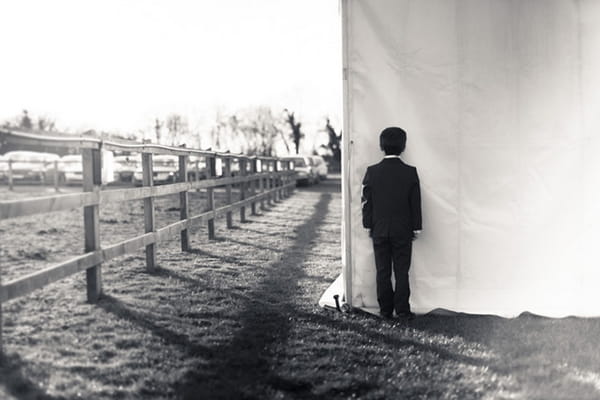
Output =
[
  {"x1": 396, "y1": 311, "x2": 416, "y2": 321},
  {"x1": 380, "y1": 311, "x2": 394, "y2": 319}
]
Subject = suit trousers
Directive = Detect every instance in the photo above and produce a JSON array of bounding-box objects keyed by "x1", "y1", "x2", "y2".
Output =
[{"x1": 372, "y1": 236, "x2": 412, "y2": 314}]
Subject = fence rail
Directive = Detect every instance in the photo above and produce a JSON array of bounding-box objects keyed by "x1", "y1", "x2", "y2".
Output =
[{"x1": 0, "y1": 129, "x2": 296, "y2": 357}]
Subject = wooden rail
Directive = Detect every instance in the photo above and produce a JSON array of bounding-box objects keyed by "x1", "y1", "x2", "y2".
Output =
[{"x1": 0, "y1": 129, "x2": 296, "y2": 356}]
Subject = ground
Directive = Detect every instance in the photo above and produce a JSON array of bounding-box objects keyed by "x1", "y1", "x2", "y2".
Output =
[{"x1": 1, "y1": 179, "x2": 600, "y2": 399}]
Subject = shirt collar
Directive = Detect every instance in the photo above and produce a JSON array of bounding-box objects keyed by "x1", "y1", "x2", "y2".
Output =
[{"x1": 383, "y1": 155, "x2": 402, "y2": 159}]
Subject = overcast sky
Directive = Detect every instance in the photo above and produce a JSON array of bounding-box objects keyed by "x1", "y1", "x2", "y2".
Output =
[{"x1": 0, "y1": 0, "x2": 342, "y2": 148}]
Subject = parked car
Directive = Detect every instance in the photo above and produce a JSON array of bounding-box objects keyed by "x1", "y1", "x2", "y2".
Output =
[
  {"x1": 45, "y1": 154, "x2": 83, "y2": 185},
  {"x1": 3, "y1": 151, "x2": 60, "y2": 183},
  {"x1": 282, "y1": 155, "x2": 317, "y2": 186},
  {"x1": 113, "y1": 154, "x2": 140, "y2": 183},
  {"x1": 0, "y1": 154, "x2": 7, "y2": 181},
  {"x1": 187, "y1": 156, "x2": 208, "y2": 180},
  {"x1": 310, "y1": 155, "x2": 328, "y2": 181},
  {"x1": 132, "y1": 154, "x2": 178, "y2": 186}
]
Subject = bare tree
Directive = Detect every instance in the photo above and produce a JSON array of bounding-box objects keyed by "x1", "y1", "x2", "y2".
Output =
[
  {"x1": 20, "y1": 109, "x2": 32, "y2": 130},
  {"x1": 36, "y1": 115, "x2": 56, "y2": 132},
  {"x1": 284, "y1": 109, "x2": 303, "y2": 154},
  {"x1": 164, "y1": 114, "x2": 189, "y2": 146},
  {"x1": 240, "y1": 107, "x2": 286, "y2": 156},
  {"x1": 1, "y1": 110, "x2": 57, "y2": 132},
  {"x1": 324, "y1": 117, "x2": 341, "y2": 163},
  {"x1": 211, "y1": 106, "x2": 288, "y2": 156},
  {"x1": 154, "y1": 118, "x2": 162, "y2": 143}
]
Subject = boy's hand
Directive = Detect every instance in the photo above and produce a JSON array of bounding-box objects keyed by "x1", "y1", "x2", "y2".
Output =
[{"x1": 412, "y1": 230, "x2": 421, "y2": 241}]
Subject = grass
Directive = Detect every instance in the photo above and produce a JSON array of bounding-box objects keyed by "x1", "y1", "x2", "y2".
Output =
[{"x1": 1, "y1": 181, "x2": 600, "y2": 399}]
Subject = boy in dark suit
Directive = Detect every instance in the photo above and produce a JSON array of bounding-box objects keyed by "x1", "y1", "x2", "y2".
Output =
[{"x1": 361, "y1": 127, "x2": 422, "y2": 319}]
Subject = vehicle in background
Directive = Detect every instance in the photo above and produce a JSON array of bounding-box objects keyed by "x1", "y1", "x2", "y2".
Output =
[
  {"x1": 0, "y1": 154, "x2": 7, "y2": 181},
  {"x1": 230, "y1": 158, "x2": 242, "y2": 177},
  {"x1": 187, "y1": 156, "x2": 208, "y2": 181},
  {"x1": 45, "y1": 154, "x2": 84, "y2": 185},
  {"x1": 3, "y1": 151, "x2": 59, "y2": 183},
  {"x1": 113, "y1": 154, "x2": 140, "y2": 183},
  {"x1": 310, "y1": 155, "x2": 328, "y2": 181},
  {"x1": 282, "y1": 155, "x2": 317, "y2": 186},
  {"x1": 132, "y1": 154, "x2": 179, "y2": 186}
]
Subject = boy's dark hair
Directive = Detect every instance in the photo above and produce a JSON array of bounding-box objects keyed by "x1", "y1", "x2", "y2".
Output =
[{"x1": 380, "y1": 127, "x2": 407, "y2": 155}]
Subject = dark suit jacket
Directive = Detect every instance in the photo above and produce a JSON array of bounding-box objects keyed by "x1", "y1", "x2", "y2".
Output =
[{"x1": 361, "y1": 157, "x2": 422, "y2": 238}]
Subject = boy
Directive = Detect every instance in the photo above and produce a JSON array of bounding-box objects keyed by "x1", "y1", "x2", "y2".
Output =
[{"x1": 361, "y1": 127, "x2": 422, "y2": 319}]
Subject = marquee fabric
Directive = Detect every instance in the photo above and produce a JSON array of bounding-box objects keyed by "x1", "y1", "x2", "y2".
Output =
[{"x1": 340, "y1": 0, "x2": 600, "y2": 317}]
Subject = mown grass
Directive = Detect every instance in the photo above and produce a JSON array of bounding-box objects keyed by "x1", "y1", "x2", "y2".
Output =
[{"x1": 1, "y1": 180, "x2": 600, "y2": 399}]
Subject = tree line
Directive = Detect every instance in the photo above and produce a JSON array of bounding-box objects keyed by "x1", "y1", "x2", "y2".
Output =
[{"x1": 1, "y1": 108, "x2": 342, "y2": 166}]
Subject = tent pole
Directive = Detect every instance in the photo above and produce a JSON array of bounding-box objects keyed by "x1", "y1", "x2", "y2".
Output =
[{"x1": 341, "y1": 0, "x2": 353, "y2": 308}]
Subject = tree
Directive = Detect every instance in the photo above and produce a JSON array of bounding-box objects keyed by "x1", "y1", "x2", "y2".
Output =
[
  {"x1": 284, "y1": 109, "x2": 304, "y2": 154},
  {"x1": 36, "y1": 115, "x2": 56, "y2": 132},
  {"x1": 166, "y1": 114, "x2": 184, "y2": 146},
  {"x1": 240, "y1": 107, "x2": 287, "y2": 156},
  {"x1": 1, "y1": 110, "x2": 57, "y2": 132},
  {"x1": 20, "y1": 110, "x2": 32, "y2": 130},
  {"x1": 154, "y1": 118, "x2": 162, "y2": 143},
  {"x1": 153, "y1": 114, "x2": 190, "y2": 146},
  {"x1": 324, "y1": 117, "x2": 342, "y2": 164},
  {"x1": 211, "y1": 106, "x2": 288, "y2": 156}
]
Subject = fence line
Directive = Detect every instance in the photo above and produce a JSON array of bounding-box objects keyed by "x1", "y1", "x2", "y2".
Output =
[{"x1": 0, "y1": 129, "x2": 296, "y2": 357}]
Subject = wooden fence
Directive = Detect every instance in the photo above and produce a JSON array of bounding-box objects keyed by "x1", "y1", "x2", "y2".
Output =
[{"x1": 0, "y1": 130, "x2": 296, "y2": 357}]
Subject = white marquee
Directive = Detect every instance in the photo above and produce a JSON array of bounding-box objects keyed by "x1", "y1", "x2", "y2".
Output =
[{"x1": 336, "y1": 0, "x2": 600, "y2": 317}]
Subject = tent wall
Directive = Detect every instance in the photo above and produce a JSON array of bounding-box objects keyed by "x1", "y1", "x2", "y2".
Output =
[{"x1": 342, "y1": 0, "x2": 600, "y2": 317}]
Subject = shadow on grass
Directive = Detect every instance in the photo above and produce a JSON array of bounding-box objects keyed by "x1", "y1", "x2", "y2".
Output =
[
  {"x1": 296, "y1": 178, "x2": 341, "y2": 194},
  {"x1": 307, "y1": 310, "x2": 489, "y2": 367},
  {"x1": 185, "y1": 248, "x2": 263, "y2": 269},
  {"x1": 0, "y1": 353, "x2": 64, "y2": 400},
  {"x1": 174, "y1": 193, "x2": 333, "y2": 400},
  {"x1": 98, "y1": 294, "x2": 216, "y2": 359},
  {"x1": 151, "y1": 265, "x2": 208, "y2": 287},
  {"x1": 237, "y1": 226, "x2": 296, "y2": 239},
  {"x1": 221, "y1": 237, "x2": 285, "y2": 253},
  {"x1": 410, "y1": 312, "x2": 600, "y2": 374}
]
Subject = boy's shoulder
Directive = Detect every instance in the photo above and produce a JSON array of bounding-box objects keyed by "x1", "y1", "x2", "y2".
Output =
[{"x1": 369, "y1": 159, "x2": 417, "y2": 171}]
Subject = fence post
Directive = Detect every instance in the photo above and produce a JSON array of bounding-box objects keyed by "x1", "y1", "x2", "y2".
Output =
[
  {"x1": 258, "y1": 159, "x2": 266, "y2": 211},
  {"x1": 179, "y1": 154, "x2": 190, "y2": 252},
  {"x1": 8, "y1": 160, "x2": 13, "y2": 191},
  {"x1": 195, "y1": 160, "x2": 201, "y2": 192},
  {"x1": 274, "y1": 161, "x2": 280, "y2": 203},
  {"x1": 207, "y1": 155, "x2": 216, "y2": 239},
  {"x1": 240, "y1": 158, "x2": 247, "y2": 222},
  {"x1": 280, "y1": 160, "x2": 286, "y2": 199},
  {"x1": 0, "y1": 254, "x2": 3, "y2": 360},
  {"x1": 286, "y1": 160, "x2": 293, "y2": 197},
  {"x1": 224, "y1": 157, "x2": 233, "y2": 228},
  {"x1": 142, "y1": 153, "x2": 157, "y2": 270},
  {"x1": 266, "y1": 161, "x2": 273, "y2": 206},
  {"x1": 280, "y1": 160, "x2": 287, "y2": 198},
  {"x1": 53, "y1": 160, "x2": 60, "y2": 192},
  {"x1": 82, "y1": 148, "x2": 103, "y2": 302},
  {"x1": 251, "y1": 158, "x2": 258, "y2": 215}
]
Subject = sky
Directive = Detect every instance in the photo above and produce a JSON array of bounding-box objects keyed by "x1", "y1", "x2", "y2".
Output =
[{"x1": 0, "y1": 0, "x2": 342, "y2": 152}]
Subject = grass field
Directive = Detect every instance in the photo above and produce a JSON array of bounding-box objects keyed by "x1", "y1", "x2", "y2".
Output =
[{"x1": 1, "y1": 180, "x2": 600, "y2": 399}]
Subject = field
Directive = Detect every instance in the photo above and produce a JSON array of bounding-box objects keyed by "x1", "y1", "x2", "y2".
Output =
[{"x1": 2, "y1": 179, "x2": 600, "y2": 399}]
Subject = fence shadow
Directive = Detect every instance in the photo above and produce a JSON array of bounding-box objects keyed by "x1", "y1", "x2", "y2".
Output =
[
  {"x1": 174, "y1": 193, "x2": 333, "y2": 400},
  {"x1": 97, "y1": 295, "x2": 215, "y2": 359},
  {"x1": 0, "y1": 353, "x2": 64, "y2": 400}
]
